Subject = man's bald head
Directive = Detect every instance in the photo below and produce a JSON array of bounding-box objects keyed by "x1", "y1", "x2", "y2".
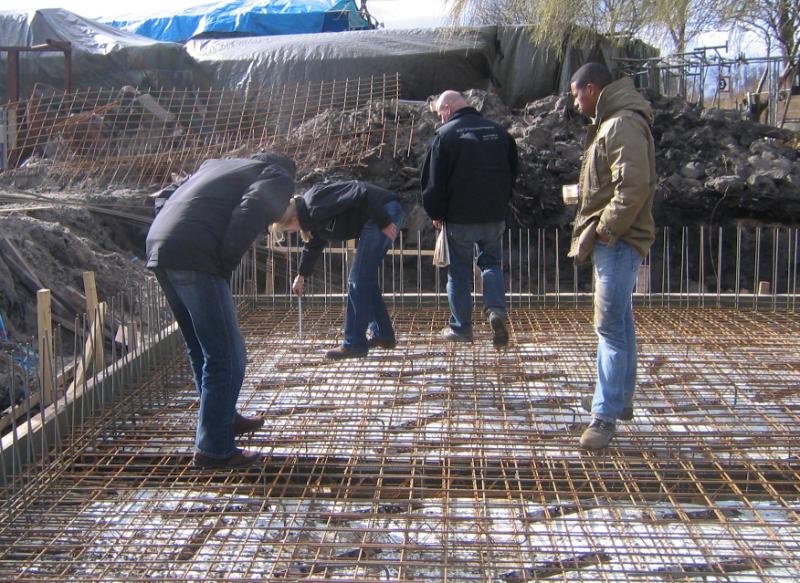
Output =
[{"x1": 434, "y1": 90, "x2": 469, "y2": 123}]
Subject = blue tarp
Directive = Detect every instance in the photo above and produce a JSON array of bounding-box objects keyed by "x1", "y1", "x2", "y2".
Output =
[{"x1": 104, "y1": 0, "x2": 369, "y2": 43}]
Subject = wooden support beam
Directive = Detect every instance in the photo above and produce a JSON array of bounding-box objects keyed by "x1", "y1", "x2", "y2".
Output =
[
  {"x1": 82, "y1": 272, "x2": 104, "y2": 370},
  {"x1": 36, "y1": 289, "x2": 54, "y2": 408},
  {"x1": 69, "y1": 302, "x2": 106, "y2": 395}
]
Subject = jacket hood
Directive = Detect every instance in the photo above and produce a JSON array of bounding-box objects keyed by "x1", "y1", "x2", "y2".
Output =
[{"x1": 595, "y1": 77, "x2": 653, "y2": 125}]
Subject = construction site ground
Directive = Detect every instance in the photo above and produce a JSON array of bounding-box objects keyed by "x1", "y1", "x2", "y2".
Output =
[{"x1": 1, "y1": 301, "x2": 799, "y2": 581}]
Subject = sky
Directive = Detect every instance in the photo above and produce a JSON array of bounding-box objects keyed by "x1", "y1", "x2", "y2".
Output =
[{"x1": 0, "y1": 0, "x2": 451, "y2": 29}]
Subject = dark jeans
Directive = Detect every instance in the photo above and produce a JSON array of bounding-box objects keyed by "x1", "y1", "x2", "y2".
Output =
[
  {"x1": 445, "y1": 221, "x2": 507, "y2": 333},
  {"x1": 154, "y1": 268, "x2": 246, "y2": 458},
  {"x1": 343, "y1": 200, "x2": 405, "y2": 352}
]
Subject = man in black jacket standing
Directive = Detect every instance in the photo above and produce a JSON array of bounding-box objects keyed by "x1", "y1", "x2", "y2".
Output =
[
  {"x1": 146, "y1": 152, "x2": 296, "y2": 469},
  {"x1": 421, "y1": 90, "x2": 518, "y2": 345}
]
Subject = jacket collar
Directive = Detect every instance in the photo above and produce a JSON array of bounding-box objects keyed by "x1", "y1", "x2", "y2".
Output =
[
  {"x1": 448, "y1": 106, "x2": 480, "y2": 123},
  {"x1": 594, "y1": 77, "x2": 653, "y2": 126}
]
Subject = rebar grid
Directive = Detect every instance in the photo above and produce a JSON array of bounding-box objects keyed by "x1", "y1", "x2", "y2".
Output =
[
  {"x1": 0, "y1": 303, "x2": 799, "y2": 581},
  {"x1": 8, "y1": 75, "x2": 405, "y2": 188}
]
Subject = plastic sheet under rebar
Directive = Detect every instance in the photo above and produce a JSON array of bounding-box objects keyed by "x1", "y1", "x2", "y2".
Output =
[{"x1": 1, "y1": 304, "x2": 799, "y2": 581}]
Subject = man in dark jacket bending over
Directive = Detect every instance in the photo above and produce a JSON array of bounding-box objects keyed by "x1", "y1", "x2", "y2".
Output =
[
  {"x1": 271, "y1": 180, "x2": 403, "y2": 359},
  {"x1": 421, "y1": 90, "x2": 518, "y2": 345},
  {"x1": 146, "y1": 152, "x2": 296, "y2": 469}
]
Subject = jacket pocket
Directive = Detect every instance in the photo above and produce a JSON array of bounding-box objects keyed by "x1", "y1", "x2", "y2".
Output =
[{"x1": 570, "y1": 217, "x2": 599, "y2": 263}]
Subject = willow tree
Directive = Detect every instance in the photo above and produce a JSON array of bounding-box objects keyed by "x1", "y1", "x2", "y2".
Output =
[
  {"x1": 650, "y1": 0, "x2": 728, "y2": 53},
  {"x1": 725, "y1": 0, "x2": 799, "y2": 64},
  {"x1": 449, "y1": 0, "x2": 656, "y2": 54}
]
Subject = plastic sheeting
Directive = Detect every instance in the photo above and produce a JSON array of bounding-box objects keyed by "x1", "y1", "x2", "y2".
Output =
[
  {"x1": 493, "y1": 27, "x2": 659, "y2": 107},
  {"x1": 185, "y1": 25, "x2": 658, "y2": 106},
  {"x1": 0, "y1": 9, "x2": 198, "y2": 103},
  {"x1": 0, "y1": 8, "x2": 168, "y2": 53},
  {"x1": 104, "y1": 0, "x2": 369, "y2": 43},
  {"x1": 0, "y1": 8, "x2": 658, "y2": 108},
  {"x1": 185, "y1": 27, "x2": 497, "y2": 100}
]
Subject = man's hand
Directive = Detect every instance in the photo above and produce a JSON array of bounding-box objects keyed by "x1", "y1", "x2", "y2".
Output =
[
  {"x1": 596, "y1": 229, "x2": 612, "y2": 244},
  {"x1": 382, "y1": 223, "x2": 398, "y2": 241},
  {"x1": 292, "y1": 274, "x2": 305, "y2": 296},
  {"x1": 432, "y1": 220, "x2": 442, "y2": 230}
]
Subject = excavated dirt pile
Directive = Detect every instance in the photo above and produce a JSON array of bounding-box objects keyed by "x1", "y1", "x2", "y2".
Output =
[{"x1": 412, "y1": 90, "x2": 800, "y2": 230}]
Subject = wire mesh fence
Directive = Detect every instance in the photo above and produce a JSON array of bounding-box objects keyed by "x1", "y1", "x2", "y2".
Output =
[{"x1": 3, "y1": 74, "x2": 406, "y2": 188}]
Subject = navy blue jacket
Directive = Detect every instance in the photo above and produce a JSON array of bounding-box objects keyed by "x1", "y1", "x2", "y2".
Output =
[
  {"x1": 421, "y1": 107, "x2": 518, "y2": 224},
  {"x1": 296, "y1": 180, "x2": 398, "y2": 276},
  {"x1": 146, "y1": 156, "x2": 295, "y2": 278}
]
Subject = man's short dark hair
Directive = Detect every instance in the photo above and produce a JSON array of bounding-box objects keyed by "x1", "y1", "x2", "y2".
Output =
[{"x1": 571, "y1": 62, "x2": 613, "y2": 90}]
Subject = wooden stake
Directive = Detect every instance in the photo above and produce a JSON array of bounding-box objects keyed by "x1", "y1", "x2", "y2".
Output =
[
  {"x1": 69, "y1": 302, "x2": 106, "y2": 395},
  {"x1": 83, "y1": 272, "x2": 104, "y2": 370},
  {"x1": 37, "y1": 289, "x2": 54, "y2": 408}
]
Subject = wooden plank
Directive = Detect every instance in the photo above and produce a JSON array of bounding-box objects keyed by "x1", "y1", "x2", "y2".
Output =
[
  {"x1": 0, "y1": 392, "x2": 42, "y2": 434},
  {"x1": 69, "y1": 302, "x2": 106, "y2": 394},
  {"x1": 82, "y1": 272, "x2": 104, "y2": 370},
  {"x1": 36, "y1": 289, "x2": 54, "y2": 408}
]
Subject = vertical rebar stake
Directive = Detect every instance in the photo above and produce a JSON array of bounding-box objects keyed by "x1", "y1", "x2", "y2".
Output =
[{"x1": 298, "y1": 294, "x2": 303, "y2": 341}]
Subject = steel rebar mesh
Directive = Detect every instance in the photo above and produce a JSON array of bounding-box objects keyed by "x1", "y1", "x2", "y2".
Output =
[
  {"x1": 7, "y1": 75, "x2": 404, "y2": 189},
  {"x1": 0, "y1": 302, "x2": 798, "y2": 581}
]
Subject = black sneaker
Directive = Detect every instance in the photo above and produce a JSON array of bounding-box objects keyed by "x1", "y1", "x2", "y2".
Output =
[
  {"x1": 489, "y1": 312, "x2": 509, "y2": 345},
  {"x1": 325, "y1": 346, "x2": 368, "y2": 360},
  {"x1": 193, "y1": 449, "x2": 262, "y2": 469},
  {"x1": 440, "y1": 326, "x2": 473, "y2": 342},
  {"x1": 580, "y1": 418, "x2": 616, "y2": 450},
  {"x1": 580, "y1": 395, "x2": 634, "y2": 421}
]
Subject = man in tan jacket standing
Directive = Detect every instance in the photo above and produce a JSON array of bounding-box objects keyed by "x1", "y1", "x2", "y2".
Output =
[{"x1": 568, "y1": 62, "x2": 656, "y2": 450}]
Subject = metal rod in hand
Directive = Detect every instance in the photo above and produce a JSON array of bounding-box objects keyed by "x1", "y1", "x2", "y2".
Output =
[{"x1": 298, "y1": 294, "x2": 303, "y2": 341}]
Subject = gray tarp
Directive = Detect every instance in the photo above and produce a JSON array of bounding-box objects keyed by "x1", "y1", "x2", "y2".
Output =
[
  {"x1": 0, "y1": 9, "x2": 199, "y2": 102},
  {"x1": 186, "y1": 26, "x2": 658, "y2": 106},
  {"x1": 185, "y1": 27, "x2": 498, "y2": 100},
  {"x1": 1, "y1": 9, "x2": 657, "y2": 106}
]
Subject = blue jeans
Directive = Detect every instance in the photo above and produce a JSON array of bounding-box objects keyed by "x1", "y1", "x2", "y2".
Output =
[
  {"x1": 154, "y1": 268, "x2": 246, "y2": 458},
  {"x1": 445, "y1": 221, "x2": 507, "y2": 333},
  {"x1": 343, "y1": 200, "x2": 405, "y2": 352},
  {"x1": 590, "y1": 240, "x2": 643, "y2": 423}
]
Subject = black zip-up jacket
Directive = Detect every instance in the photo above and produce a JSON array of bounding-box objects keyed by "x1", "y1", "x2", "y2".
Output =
[
  {"x1": 146, "y1": 155, "x2": 295, "y2": 279},
  {"x1": 421, "y1": 106, "x2": 518, "y2": 224},
  {"x1": 296, "y1": 180, "x2": 398, "y2": 276}
]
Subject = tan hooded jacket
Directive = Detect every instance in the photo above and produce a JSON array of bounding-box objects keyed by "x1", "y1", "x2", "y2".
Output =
[{"x1": 568, "y1": 77, "x2": 656, "y2": 263}]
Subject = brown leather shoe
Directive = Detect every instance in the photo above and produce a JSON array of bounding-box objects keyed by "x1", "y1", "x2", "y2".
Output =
[
  {"x1": 325, "y1": 346, "x2": 368, "y2": 360},
  {"x1": 233, "y1": 412, "x2": 265, "y2": 435},
  {"x1": 193, "y1": 449, "x2": 262, "y2": 469}
]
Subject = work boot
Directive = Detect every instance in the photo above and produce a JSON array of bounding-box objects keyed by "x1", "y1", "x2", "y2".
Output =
[
  {"x1": 579, "y1": 418, "x2": 616, "y2": 451},
  {"x1": 233, "y1": 412, "x2": 265, "y2": 435},
  {"x1": 488, "y1": 311, "x2": 509, "y2": 346},
  {"x1": 193, "y1": 448, "x2": 262, "y2": 469},
  {"x1": 440, "y1": 326, "x2": 473, "y2": 342},
  {"x1": 580, "y1": 396, "x2": 634, "y2": 421},
  {"x1": 325, "y1": 346, "x2": 368, "y2": 360},
  {"x1": 367, "y1": 336, "x2": 397, "y2": 350}
]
